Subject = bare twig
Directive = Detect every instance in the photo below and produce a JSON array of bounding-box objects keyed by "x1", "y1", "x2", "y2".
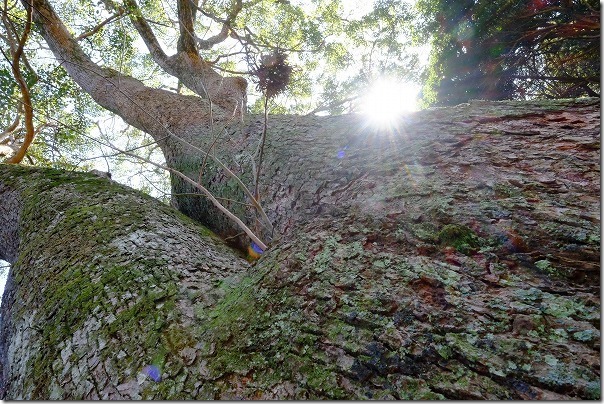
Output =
[
  {"x1": 0, "y1": 110, "x2": 21, "y2": 142},
  {"x1": 75, "y1": 10, "x2": 125, "y2": 41},
  {"x1": 254, "y1": 95, "x2": 268, "y2": 201},
  {"x1": 172, "y1": 192, "x2": 254, "y2": 207},
  {"x1": 116, "y1": 144, "x2": 268, "y2": 251}
]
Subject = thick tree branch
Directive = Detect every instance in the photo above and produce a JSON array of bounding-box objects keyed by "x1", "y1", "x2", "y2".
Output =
[
  {"x1": 2, "y1": 99, "x2": 600, "y2": 400},
  {"x1": 120, "y1": 0, "x2": 247, "y2": 114},
  {"x1": 177, "y1": 0, "x2": 198, "y2": 53},
  {"x1": 25, "y1": 0, "x2": 213, "y2": 144},
  {"x1": 195, "y1": 0, "x2": 242, "y2": 50},
  {"x1": 3, "y1": 2, "x2": 34, "y2": 164},
  {"x1": 119, "y1": 0, "x2": 171, "y2": 70}
]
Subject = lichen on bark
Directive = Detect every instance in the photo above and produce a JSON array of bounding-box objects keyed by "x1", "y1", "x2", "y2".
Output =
[
  {"x1": 0, "y1": 166, "x2": 247, "y2": 399},
  {"x1": 0, "y1": 98, "x2": 600, "y2": 399}
]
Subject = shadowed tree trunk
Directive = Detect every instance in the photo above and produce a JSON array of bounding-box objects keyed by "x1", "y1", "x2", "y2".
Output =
[{"x1": 0, "y1": 98, "x2": 600, "y2": 399}]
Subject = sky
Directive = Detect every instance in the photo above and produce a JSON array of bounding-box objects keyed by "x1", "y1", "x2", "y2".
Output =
[
  {"x1": 325, "y1": 0, "x2": 427, "y2": 115},
  {"x1": 0, "y1": 261, "x2": 7, "y2": 304}
]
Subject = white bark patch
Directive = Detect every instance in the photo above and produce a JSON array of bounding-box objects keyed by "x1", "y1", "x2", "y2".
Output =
[{"x1": 5, "y1": 311, "x2": 38, "y2": 399}]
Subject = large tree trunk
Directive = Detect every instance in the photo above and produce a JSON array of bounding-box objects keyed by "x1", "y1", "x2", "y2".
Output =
[
  {"x1": 0, "y1": 98, "x2": 600, "y2": 399},
  {"x1": 0, "y1": 166, "x2": 248, "y2": 398}
]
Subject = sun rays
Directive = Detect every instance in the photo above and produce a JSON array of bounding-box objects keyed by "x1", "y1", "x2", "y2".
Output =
[{"x1": 360, "y1": 77, "x2": 420, "y2": 129}]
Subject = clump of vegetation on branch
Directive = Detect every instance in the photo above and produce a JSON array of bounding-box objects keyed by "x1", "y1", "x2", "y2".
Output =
[
  {"x1": 252, "y1": 50, "x2": 293, "y2": 99},
  {"x1": 249, "y1": 50, "x2": 293, "y2": 240}
]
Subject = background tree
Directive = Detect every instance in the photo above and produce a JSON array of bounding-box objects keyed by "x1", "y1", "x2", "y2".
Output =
[
  {"x1": 0, "y1": 1, "x2": 97, "y2": 166},
  {"x1": 416, "y1": 0, "x2": 600, "y2": 106}
]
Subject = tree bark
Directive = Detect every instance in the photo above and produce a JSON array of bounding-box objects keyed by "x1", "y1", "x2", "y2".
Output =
[
  {"x1": 0, "y1": 166, "x2": 248, "y2": 399},
  {"x1": 0, "y1": 98, "x2": 600, "y2": 399}
]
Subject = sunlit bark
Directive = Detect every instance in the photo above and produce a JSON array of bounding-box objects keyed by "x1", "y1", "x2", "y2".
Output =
[{"x1": 0, "y1": 98, "x2": 600, "y2": 399}]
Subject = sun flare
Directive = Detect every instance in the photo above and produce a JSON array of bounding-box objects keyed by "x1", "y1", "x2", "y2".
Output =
[{"x1": 360, "y1": 78, "x2": 419, "y2": 127}]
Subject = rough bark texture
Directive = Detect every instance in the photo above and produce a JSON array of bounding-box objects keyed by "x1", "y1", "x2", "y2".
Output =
[
  {"x1": 0, "y1": 98, "x2": 600, "y2": 399},
  {"x1": 0, "y1": 167, "x2": 247, "y2": 399}
]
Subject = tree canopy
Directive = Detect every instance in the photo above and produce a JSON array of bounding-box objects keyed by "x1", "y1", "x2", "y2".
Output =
[
  {"x1": 0, "y1": 0, "x2": 420, "y2": 169},
  {"x1": 416, "y1": 0, "x2": 600, "y2": 106},
  {"x1": 0, "y1": 0, "x2": 598, "y2": 172}
]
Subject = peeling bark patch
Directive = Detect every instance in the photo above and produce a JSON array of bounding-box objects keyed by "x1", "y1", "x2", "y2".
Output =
[{"x1": 409, "y1": 277, "x2": 450, "y2": 309}]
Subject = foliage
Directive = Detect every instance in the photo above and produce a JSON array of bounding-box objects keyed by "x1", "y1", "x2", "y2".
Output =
[
  {"x1": 313, "y1": 0, "x2": 421, "y2": 114},
  {"x1": 1, "y1": 0, "x2": 424, "y2": 176},
  {"x1": 0, "y1": 3, "x2": 100, "y2": 168},
  {"x1": 416, "y1": 0, "x2": 600, "y2": 106}
]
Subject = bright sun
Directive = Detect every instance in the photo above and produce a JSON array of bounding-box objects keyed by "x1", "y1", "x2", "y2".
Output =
[{"x1": 360, "y1": 78, "x2": 419, "y2": 126}]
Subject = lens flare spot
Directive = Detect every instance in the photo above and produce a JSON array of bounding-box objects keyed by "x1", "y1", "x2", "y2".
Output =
[
  {"x1": 142, "y1": 365, "x2": 161, "y2": 382},
  {"x1": 251, "y1": 242, "x2": 264, "y2": 254}
]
